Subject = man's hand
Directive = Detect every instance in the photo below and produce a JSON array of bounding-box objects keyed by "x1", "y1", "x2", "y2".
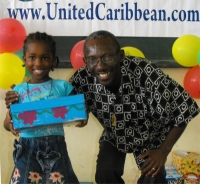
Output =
[
  {"x1": 76, "y1": 119, "x2": 88, "y2": 127},
  {"x1": 139, "y1": 147, "x2": 168, "y2": 177},
  {"x1": 5, "y1": 90, "x2": 19, "y2": 108},
  {"x1": 4, "y1": 110, "x2": 19, "y2": 136},
  {"x1": 139, "y1": 126, "x2": 187, "y2": 177}
]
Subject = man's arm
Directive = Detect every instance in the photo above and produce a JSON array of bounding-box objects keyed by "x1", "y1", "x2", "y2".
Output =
[{"x1": 139, "y1": 125, "x2": 186, "y2": 177}]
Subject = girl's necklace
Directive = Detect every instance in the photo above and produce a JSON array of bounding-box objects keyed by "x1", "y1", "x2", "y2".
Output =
[{"x1": 26, "y1": 79, "x2": 52, "y2": 102}]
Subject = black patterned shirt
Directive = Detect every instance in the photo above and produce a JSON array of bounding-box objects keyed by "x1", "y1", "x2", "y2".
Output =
[{"x1": 69, "y1": 57, "x2": 200, "y2": 167}]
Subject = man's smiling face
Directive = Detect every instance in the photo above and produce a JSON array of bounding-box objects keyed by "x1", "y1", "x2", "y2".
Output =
[{"x1": 84, "y1": 37, "x2": 123, "y2": 87}]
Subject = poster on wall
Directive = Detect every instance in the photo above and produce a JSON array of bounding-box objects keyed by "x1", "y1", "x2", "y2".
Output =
[{"x1": 0, "y1": 0, "x2": 200, "y2": 67}]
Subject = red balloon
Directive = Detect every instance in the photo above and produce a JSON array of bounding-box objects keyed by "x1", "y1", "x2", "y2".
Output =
[
  {"x1": 184, "y1": 65, "x2": 200, "y2": 99},
  {"x1": 70, "y1": 40, "x2": 85, "y2": 70},
  {"x1": 0, "y1": 18, "x2": 26, "y2": 53}
]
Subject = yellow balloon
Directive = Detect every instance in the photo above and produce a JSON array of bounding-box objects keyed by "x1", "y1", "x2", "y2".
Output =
[
  {"x1": 0, "y1": 53, "x2": 25, "y2": 90},
  {"x1": 121, "y1": 46, "x2": 145, "y2": 58},
  {"x1": 172, "y1": 34, "x2": 200, "y2": 67}
]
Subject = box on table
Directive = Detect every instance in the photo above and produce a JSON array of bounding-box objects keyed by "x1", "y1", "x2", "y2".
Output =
[
  {"x1": 165, "y1": 166, "x2": 184, "y2": 184},
  {"x1": 10, "y1": 94, "x2": 87, "y2": 130},
  {"x1": 184, "y1": 173, "x2": 200, "y2": 184},
  {"x1": 172, "y1": 151, "x2": 200, "y2": 177}
]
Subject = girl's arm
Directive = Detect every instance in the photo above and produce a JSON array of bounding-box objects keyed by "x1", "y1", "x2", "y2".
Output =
[{"x1": 4, "y1": 110, "x2": 19, "y2": 136}]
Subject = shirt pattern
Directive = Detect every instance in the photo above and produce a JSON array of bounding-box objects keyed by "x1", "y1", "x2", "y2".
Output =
[{"x1": 69, "y1": 57, "x2": 200, "y2": 167}]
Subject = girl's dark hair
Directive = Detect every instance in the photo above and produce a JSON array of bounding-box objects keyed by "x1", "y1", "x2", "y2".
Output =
[
  {"x1": 84, "y1": 30, "x2": 121, "y2": 54},
  {"x1": 23, "y1": 32, "x2": 56, "y2": 57}
]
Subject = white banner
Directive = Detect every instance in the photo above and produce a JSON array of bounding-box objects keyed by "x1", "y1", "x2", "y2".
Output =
[{"x1": 0, "y1": 0, "x2": 200, "y2": 37}]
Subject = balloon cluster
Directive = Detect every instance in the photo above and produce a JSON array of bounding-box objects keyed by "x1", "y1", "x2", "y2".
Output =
[
  {"x1": 0, "y1": 18, "x2": 26, "y2": 90},
  {"x1": 172, "y1": 34, "x2": 200, "y2": 99}
]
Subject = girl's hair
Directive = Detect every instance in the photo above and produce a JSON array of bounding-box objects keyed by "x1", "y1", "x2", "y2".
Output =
[
  {"x1": 84, "y1": 30, "x2": 121, "y2": 54},
  {"x1": 23, "y1": 32, "x2": 56, "y2": 57}
]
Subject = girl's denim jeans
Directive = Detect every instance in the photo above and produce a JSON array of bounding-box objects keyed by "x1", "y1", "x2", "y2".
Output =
[{"x1": 10, "y1": 135, "x2": 79, "y2": 184}]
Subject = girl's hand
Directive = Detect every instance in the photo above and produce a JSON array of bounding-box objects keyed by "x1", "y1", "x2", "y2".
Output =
[
  {"x1": 4, "y1": 110, "x2": 19, "y2": 137},
  {"x1": 5, "y1": 90, "x2": 19, "y2": 108},
  {"x1": 9, "y1": 120, "x2": 19, "y2": 137}
]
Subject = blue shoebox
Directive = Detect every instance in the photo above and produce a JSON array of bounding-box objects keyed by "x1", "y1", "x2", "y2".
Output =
[
  {"x1": 165, "y1": 166, "x2": 184, "y2": 184},
  {"x1": 10, "y1": 94, "x2": 87, "y2": 130}
]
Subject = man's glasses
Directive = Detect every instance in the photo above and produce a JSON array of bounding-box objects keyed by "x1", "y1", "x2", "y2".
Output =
[{"x1": 84, "y1": 52, "x2": 119, "y2": 66}]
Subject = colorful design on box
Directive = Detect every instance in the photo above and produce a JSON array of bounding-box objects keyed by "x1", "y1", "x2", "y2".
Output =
[
  {"x1": 172, "y1": 151, "x2": 200, "y2": 177},
  {"x1": 52, "y1": 107, "x2": 68, "y2": 119},
  {"x1": 18, "y1": 111, "x2": 37, "y2": 125},
  {"x1": 13, "y1": 105, "x2": 85, "y2": 127},
  {"x1": 11, "y1": 94, "x2": 87, "y2": 130},
  {"x1": 165, "y1": 166, "x2": 184, "y2": 184},
  {"x1": 184, "y1": 173, "x2": 200, "y2": 184},
  {"x1": 37, "y1": 110, "x2": 52, "y2": 115}
]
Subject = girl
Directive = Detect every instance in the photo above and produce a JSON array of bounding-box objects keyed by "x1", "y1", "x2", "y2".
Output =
[{"x1": 4, "y1": 32, "x2": 79, "y2": 184}]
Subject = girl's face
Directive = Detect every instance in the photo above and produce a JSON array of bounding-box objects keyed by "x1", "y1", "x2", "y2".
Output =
[{"x1": 23, "y1": 41, "x2": 55, "y2": 84}]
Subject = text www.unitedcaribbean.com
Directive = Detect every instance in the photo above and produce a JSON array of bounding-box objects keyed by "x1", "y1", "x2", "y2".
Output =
[{"x1": 7, "y1": 2, "x2": 200, "y2": 22}]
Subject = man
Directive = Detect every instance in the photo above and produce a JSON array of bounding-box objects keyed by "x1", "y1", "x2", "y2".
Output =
[
  {"x1": 68, "y1": 30, "x2": 199, "y2": 183},
  {"x1": 5, "y1": 30, "x2": 200, "y2": 183}
]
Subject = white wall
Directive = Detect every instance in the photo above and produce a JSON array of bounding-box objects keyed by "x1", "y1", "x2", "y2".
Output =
[{"x1": 0, "y1": 68, "x2": 200, "y2": 184}]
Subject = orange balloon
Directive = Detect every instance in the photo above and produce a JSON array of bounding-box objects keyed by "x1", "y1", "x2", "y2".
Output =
[
  {"x1": 70, "y1": 40, "x2": 85, "y2": 70},
  {"x1": 184, "y1": 66, "x2": 200, "y2": 99}
]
